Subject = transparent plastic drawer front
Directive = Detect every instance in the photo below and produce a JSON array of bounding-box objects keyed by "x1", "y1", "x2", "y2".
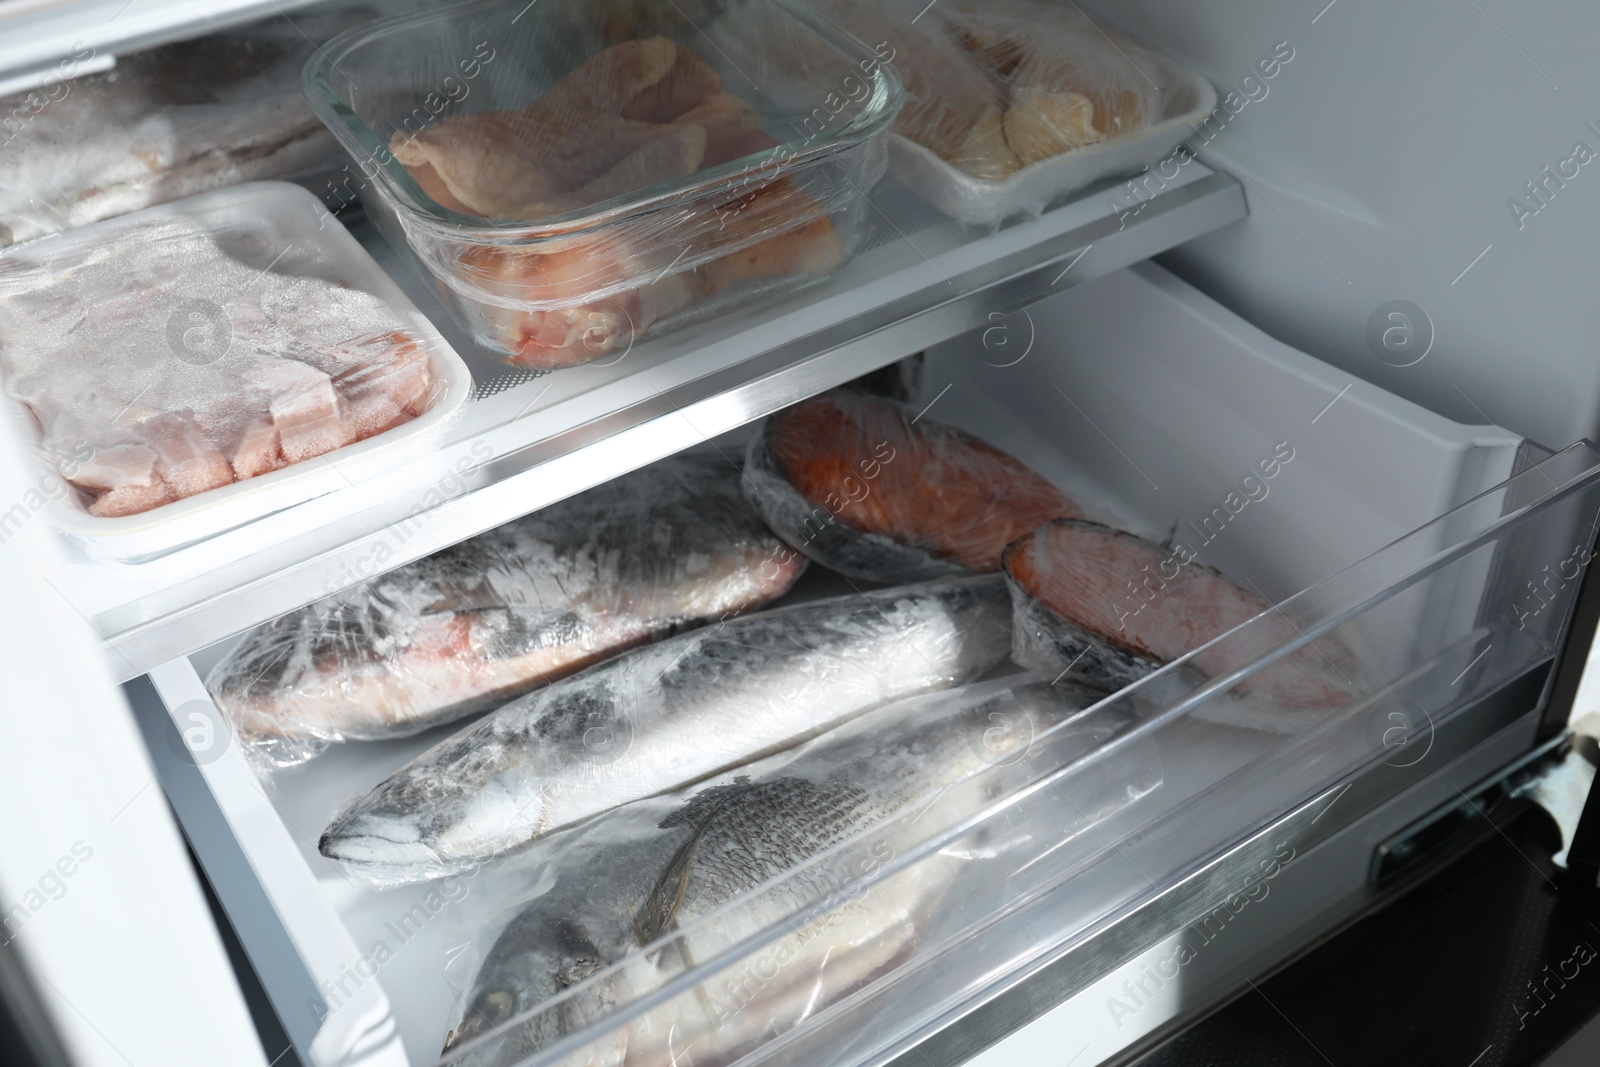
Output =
[{"x1": 438, "y1": 442, "x2": 1600, "y2": 1067}]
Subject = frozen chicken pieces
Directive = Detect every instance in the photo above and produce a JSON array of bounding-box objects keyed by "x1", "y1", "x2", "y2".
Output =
[
  {"x1": 390, "y1": 38, "x2": 843, "y2": 369},
  {"x1": 809, "y1": 0, "x2": 1163, "y2": 181}
]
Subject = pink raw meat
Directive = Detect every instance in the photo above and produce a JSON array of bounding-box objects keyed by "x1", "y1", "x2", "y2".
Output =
[
  {"x1": 148, "y1": 416, "x2": 235, "y2": 498},
  {"x1": 71, "y1": 444, "x2": 158, "y2": 492},
  {"x1": 252, "y1": 360, "x2": 352, "y2": 464},
  {"x1": 229, "y1": 414, "x2": 283, "y2": 481}
]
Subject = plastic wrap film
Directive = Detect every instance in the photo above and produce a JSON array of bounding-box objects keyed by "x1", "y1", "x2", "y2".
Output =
[
  {"x1": 423, "y1": 442, "x2": 1600, "y2": 1067},
  {"x1": 801, "y1": 0, "x2": 1168, "y2": 181},
  {"x1": 742, "y1": 388, "x2": 1084, "y2": 583},
  {"x1": 1005, "y1": 519, "x2": 1366, "y2": 732},
  {"x1": 316, "y1": 575, "x2": 1013, "y2": 888},
  {"x1": 303, "y1": 0, "x2": 901, "y2": 369},
  {"x1": 0, "y1": 10, "x2": 370, "y2": 247},
  {"x1": 205, "y1": 453, "x2": 806, "y2": 767},
  {"x1": 0, "y1": 186, "x2": 454, "y2": 521},
  {"x1": 436, "y1": 674, "x2": 1158, "y2": 1066}
]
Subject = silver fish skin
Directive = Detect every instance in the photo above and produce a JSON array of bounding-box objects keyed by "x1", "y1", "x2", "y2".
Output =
[
  {"x1": 207, "y1": 453, "x2": 804, "y2": 765},
  {"x1": 319, "y1": 575, "x2": 1014, "y2": 887},
  {"x1": 440, "y1": 675, "x2": 1127, "y2": 1067}
]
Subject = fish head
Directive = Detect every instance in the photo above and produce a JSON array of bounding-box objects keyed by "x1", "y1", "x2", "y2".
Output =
[
  {"x1": 319, "y1": 735, "x2": 544, "y2": 886},
  {"x1": 443, "y1": 915, "x2": 625, "y2": 1066}
]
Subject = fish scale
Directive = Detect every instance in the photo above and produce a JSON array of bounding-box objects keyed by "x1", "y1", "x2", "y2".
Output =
[
  {"x1": 441, "y1": 676, "x2": 1132, "y2": 1066},
  {"x1": 318, "y1": 575, "x2": 1015, "y2": 888},
  {"x1": 207, "y1": 452, "x2": 804, "y2": 766}
]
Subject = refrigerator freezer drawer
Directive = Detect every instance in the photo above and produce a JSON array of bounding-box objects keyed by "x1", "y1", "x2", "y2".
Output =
[
  {"x1": 57, "y1": 168, "x2": 1246, "y2": 680},
  {"x1": 129, "y1": 266, "x2": 1600, "y2": 1067}
]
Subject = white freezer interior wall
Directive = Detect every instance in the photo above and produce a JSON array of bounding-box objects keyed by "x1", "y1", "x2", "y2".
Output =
[
  {"x1": 1081, "y1": 0, "x2": 1600, "y2": 451},
  {"x1": 922, "y1": 264, "x2": 1517, "y2": 682}
]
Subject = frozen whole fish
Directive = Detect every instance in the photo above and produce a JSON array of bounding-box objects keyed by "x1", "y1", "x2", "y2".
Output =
[
  {"x1": 318, "y1": 575, "x2": 1013, "y2": 886},
  {"x1": 439, "y1": 675, "x2": 1136, "y2": 1066},
  {"x1": 208, "y1": 453, "x2": 804, "y2": 765},
  {"x1": 0, "y1": 13, "x2": 364, "y2": 246},
  {"x1": 743, "y1": 389, "x2": 1083, "y2": 584},
  {"x1": 1005, "y1": 519, "x2": 1356, "y2": 717}
]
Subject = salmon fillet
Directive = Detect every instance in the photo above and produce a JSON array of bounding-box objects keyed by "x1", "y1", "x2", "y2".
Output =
[
  {"x1": 1006, "y1": 520, "x2": 1354, "y2": 712},
  {"x1": 743, "y1": 390, "x2": 1083, "y2": 582}
]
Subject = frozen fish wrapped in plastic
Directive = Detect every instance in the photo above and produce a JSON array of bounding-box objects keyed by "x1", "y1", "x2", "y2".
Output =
[
  {"x1": 0, "y1": 12, "x2": 368, "y2": 246},
  {"x1": 206, "y1": 453, "x2": 806, "y2": 766},
  {"x1": 439, "y1": 674, "x2": 1150, "y2": 1064},
  {"x1": 1005, "y1": 519, "x2": 1363, "y2": 726},
  {"x1": 318, "y1": 575, "x2": 1014, "y2": 887},
  {"x1": 742, "y1": 388, "x2": 1083, "y2": 583}
]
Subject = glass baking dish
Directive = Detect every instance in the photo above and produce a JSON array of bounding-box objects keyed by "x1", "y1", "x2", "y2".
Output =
[{"x1": 303, "y1": 0, "x2": 902, "y2": 370}]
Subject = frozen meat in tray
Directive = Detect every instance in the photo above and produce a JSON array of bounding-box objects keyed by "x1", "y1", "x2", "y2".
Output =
[
  {"x1": 302, "y1": 0, "x2": 901, "y2": 370},
  {"x1": 805, "y1": 0, "x2": 1217, "y2": 225},
  {"x1": 0, "y1": 181, "x2": 472, "y2": 562}
]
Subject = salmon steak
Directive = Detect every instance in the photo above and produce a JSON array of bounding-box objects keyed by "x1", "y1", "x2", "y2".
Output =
[
  {"x1": 206, "y1": 453, "x2": 805, "y2": 767},
  {"x1": 743, "y1": 389, "x2": 1084, "y2": 583},
  {"x1": 1005, "y1": 519, "x2": 1357, "y2": 717}
]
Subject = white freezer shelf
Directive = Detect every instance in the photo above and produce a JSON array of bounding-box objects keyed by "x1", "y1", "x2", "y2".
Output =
[
  {"x1": 133, "y1": 264, "x2": 1537, "y2": 1067},
  {"x1": 49, "y1": 165, "x2": 1246, "y2": 680},
  {"x1": 0, "y1": 0, "x2": 327, "y2": 94}
]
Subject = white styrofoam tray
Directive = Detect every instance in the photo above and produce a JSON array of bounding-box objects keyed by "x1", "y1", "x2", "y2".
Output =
[
  {"x1": 140, "y1": 263, "x2": 1523, "y2": 1066},
  {"x1": 0, "y1": 182, "x2": 473, "y2": 562},
  {"x1": 892, "y1": 55, "x2": 1217, "y2": 226}
]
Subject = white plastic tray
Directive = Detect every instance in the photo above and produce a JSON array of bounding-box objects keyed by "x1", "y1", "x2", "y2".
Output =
[
  {"x1": 891, "y1": 56, "x2": 1217, "y2": 226},
  {"x1": 0, "y1": 182, "x2": 473, "y2": 562}
]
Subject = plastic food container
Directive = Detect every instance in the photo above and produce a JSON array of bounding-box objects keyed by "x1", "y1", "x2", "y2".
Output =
[
  {"x1": 807, "y1": 0, "x2": 1218, "y2": 225},
  {"x1": 303, "y1": 0, "x2": 902, "y2": 370},
  {"x1": 0, "y1": 182, "x2": 472, "y2": 562},
  {"x1": 890, "y1": 68, "x2": 1216, "y2": 226}
]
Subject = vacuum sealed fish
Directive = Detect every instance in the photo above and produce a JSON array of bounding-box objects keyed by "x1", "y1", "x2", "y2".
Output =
[
  {"x1": 438, "y1": 674, "x2": 1157, "y2": 1065},
  {"x1": 1005, "y1": 519, "x2": 1360, "y2": 722},
  {"x1": 207, "y1": 453, "x2": 805, "y2": 767},
  {"x1": 318, "y1": 574, "x2": 1013, "y2": 887},
  {"x1": 0, "y1": 11, "x2": 366, "y2": 247},
  {"x1": 743, "y1": 389, "x2": 1083, "y2": 583}
]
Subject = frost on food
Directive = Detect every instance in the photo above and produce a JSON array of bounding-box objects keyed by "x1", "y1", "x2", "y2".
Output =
[
  {"x1": 316, "y1": 575, "x2": 1015, "y2": 887},
  {"x1": 743, "y1": 388, "x2": 1084, "y2": 583},
  {"x1": 206, "y1": 453, "x2": 806, "y2": 767},
  {"x1": 0, "y1": 12, "x2": 366, "y2": 247},
  {"x1": 801, "y1": 0, "x2": 1167, "y2": 180},
  {"x1": 439, "y1": 675, "x2": 1133, "y2": 1064},
  {"x1": 1005, "y1": 519, "x2": 1363, "y2": 725},
  {"x1": 0, "y1": 215, "x2": 437, "y2": 517},
  {"x1": 387, "y1": 36, "x2": 845, "y2": 369}
]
